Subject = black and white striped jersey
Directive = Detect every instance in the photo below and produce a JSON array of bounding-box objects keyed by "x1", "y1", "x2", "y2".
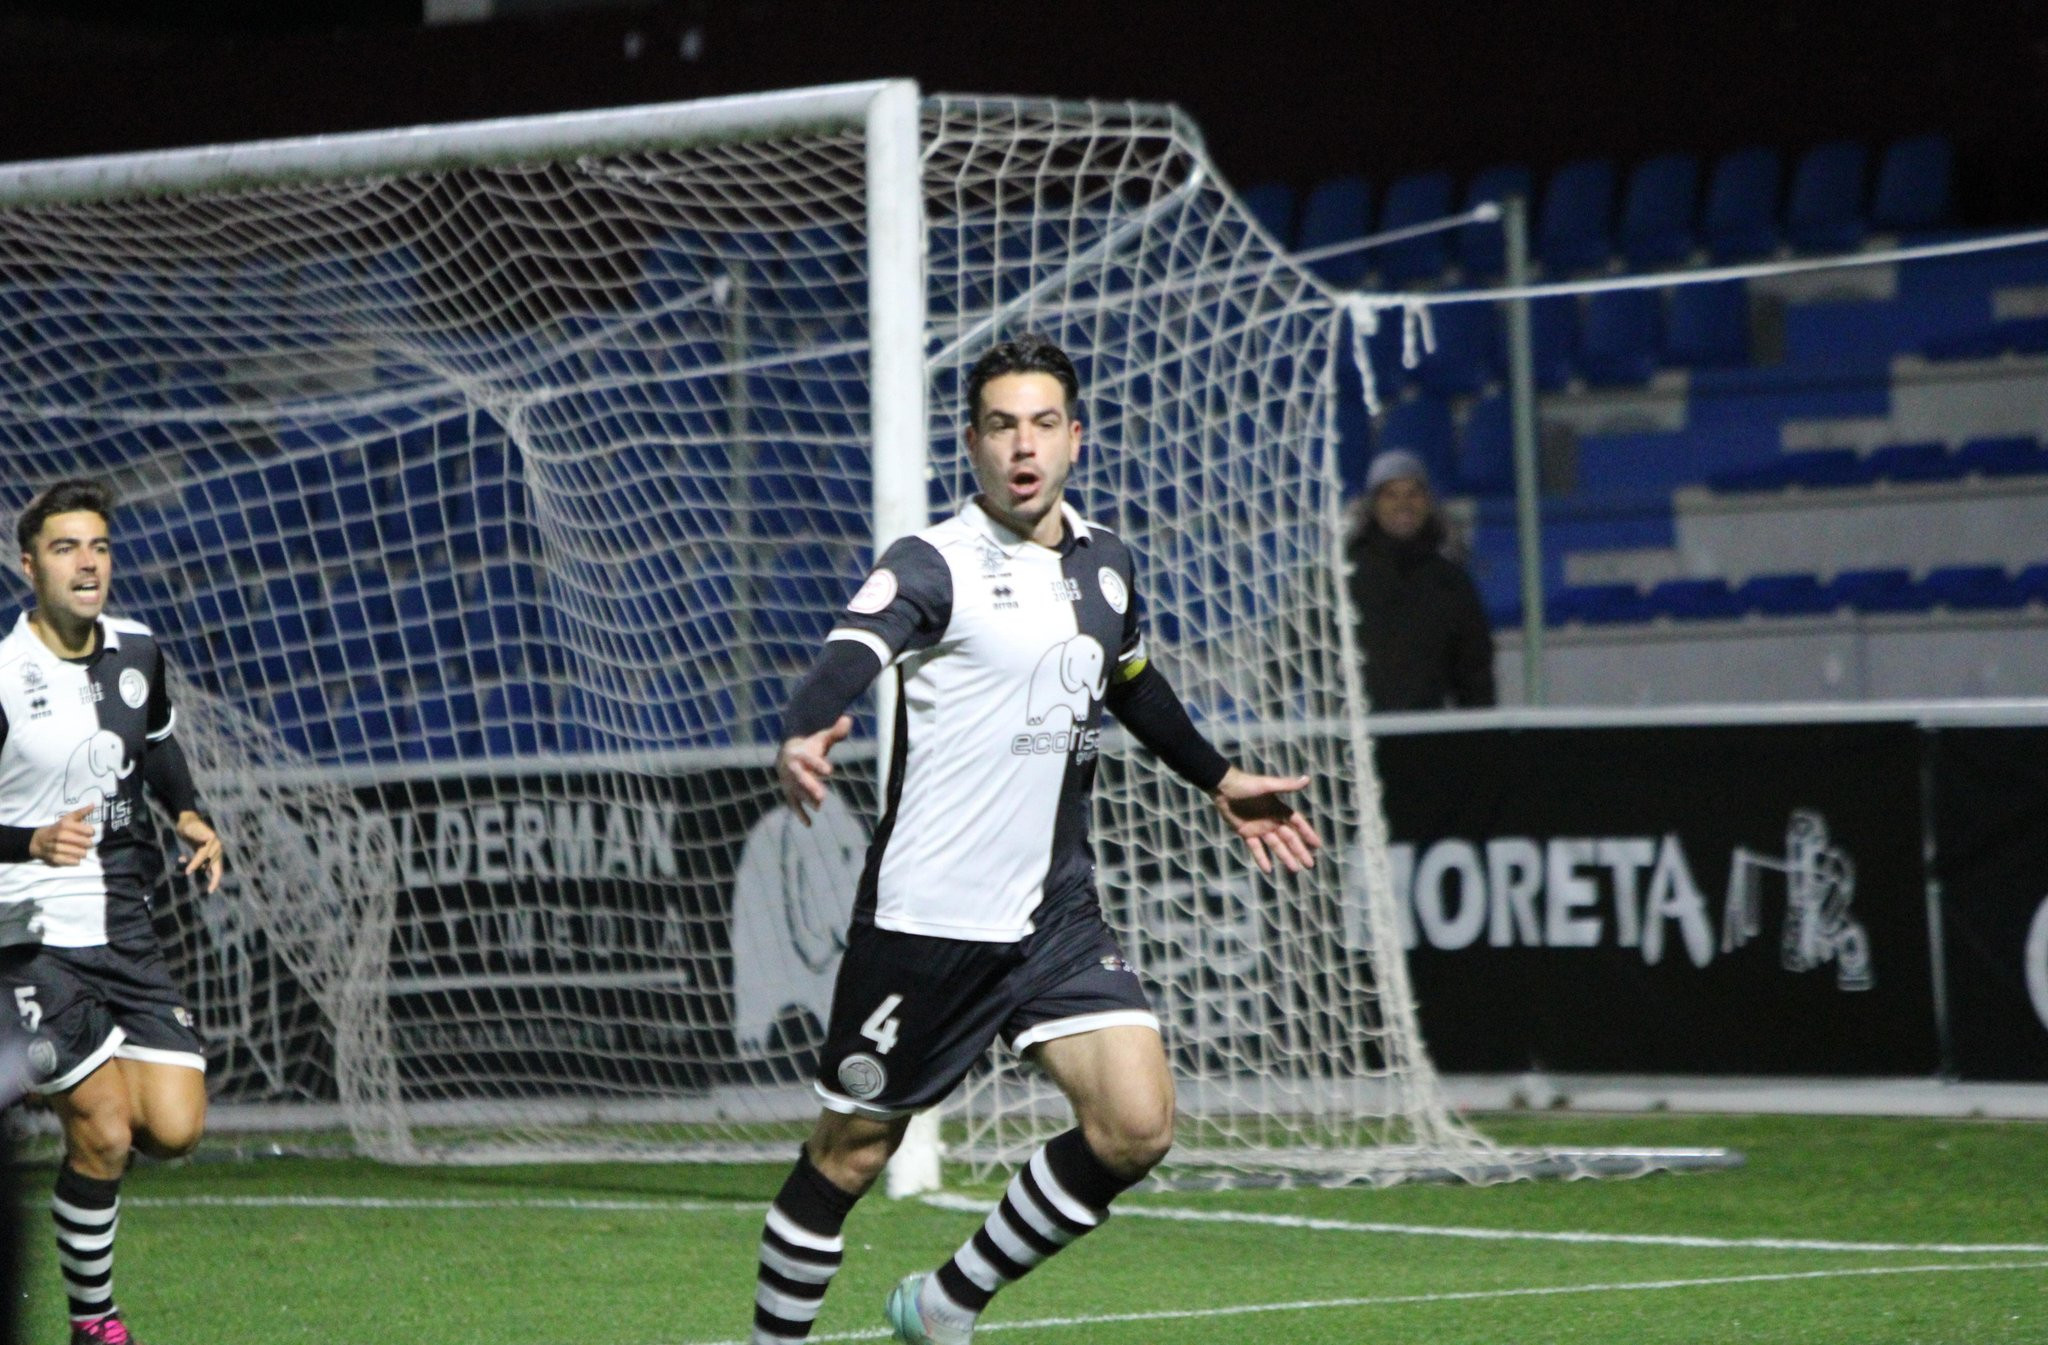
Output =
[
  {"x1": 828, "y1": 499, "x2": 1148, "y2": 942},
  {"x1": 0, "y1": 614, "x2": 178, "y2": 948}
]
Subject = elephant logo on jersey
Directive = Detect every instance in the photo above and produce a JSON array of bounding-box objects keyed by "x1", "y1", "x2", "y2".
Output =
[
  {"x1": 62, "y1": 730, "x2": 133, "y2": 809},
  {"x1": 1026, "y1": 636, "x2": 1107, "y2": 727}
]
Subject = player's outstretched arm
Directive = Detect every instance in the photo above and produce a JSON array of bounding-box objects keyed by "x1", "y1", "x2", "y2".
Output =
[
  {"x1": 777, "y1": 716, "x2": 853, "y2": 826},
  {"x1": 1211, "y1": 767, "x2": 1322, "y2": 876}
]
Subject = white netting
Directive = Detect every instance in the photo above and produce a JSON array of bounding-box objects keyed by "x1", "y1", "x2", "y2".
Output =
[{"x1": 0, "y1": 90, "x2": 1661, "y2": 1183}]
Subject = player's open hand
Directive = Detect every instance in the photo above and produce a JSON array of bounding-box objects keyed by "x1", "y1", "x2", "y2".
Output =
[
  {"x1": 1211, "y1": 767, "x2": 1322, "y2": 876},
  {"x1": 777, "y1": 716, "x2": 853, "y2": 826},
  {"x1": 175, "y1": 811, "x2": 224, "y2": 893},
  {"x1": 29, "y1": 805, "x2": 94, "y2": 868}
]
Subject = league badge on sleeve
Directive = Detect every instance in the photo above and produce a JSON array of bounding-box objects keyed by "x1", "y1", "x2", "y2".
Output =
[
  {"x1": 1097, "y1": 567, "x2": 1129, "y2": 615},
  {"x1": 847, "y1": 569, "x2": 899, "y2": 615}
]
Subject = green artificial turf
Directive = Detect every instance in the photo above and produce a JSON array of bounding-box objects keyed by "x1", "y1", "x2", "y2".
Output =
[{"x1": 14, "y1": 1113, "x2": 2046, "y2": 1344}]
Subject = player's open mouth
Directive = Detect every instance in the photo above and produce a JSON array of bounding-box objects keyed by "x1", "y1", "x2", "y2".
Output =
[{"x1": 1008, "y1": 471, "x2": 1041, "y2": 499}]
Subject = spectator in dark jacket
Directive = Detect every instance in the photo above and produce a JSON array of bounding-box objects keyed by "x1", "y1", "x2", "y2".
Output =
[{"x1": 1346, "y1": 449, "x2": 1496, "y2": 711}]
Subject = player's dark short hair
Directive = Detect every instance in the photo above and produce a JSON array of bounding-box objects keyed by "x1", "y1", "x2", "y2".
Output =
[
  {"x1": 965, "y1": 334, "x2": 1082, "y2": 424},
  {"x1": 17, "y1": 479, "x2": 115, "y2": 555}
]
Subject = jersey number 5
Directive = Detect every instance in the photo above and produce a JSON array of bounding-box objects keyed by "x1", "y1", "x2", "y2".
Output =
[
  {"x1": 13, "y1": 986, "x2": 40, "y2": 1033},
  {"x1": 860, "y1": 994, "x2": 904, "y2": 1055}
]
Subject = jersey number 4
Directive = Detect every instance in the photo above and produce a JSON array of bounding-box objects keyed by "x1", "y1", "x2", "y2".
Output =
[{"x1": 861, "y1": 994, "x2": 904, "y2": 1055}]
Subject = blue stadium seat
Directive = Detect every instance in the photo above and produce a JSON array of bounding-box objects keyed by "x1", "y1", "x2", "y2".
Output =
[
  {"x1": 1956, "y1": 435, "x2": 2048, "y2": 478},
  {"x1": 1865, "y1": 441, "x2": 1964, "y2": 484},
  {"x1": 1828, "y1": 567, "x2": 1931, "y2": 613},
  {"x1": 1920, "y1": 327, "x2": 2008, "y2": 362},
  {"x1": 1786, "y1": 140, "x2": 1871, "y2": 253},
  {"x1": 1297, "y1": 175, "x2": 1373, "y2": 287},
  {"x1": 1457, "y1": 393, "x2": 1515, "y2": 496},
  {"x1": 1577, "y1": 289, "x2": 1661, "y2": 386},
  {"x1": 1413, "y1": 301, "x2": 1500, "y2": 398},
  {"x1": 1529, "y1": 295, "x2": 1579, "y2": 391},
  {"x1": 1242, "y1": 181, "x2": 1298, "y2": 248},
  {"x1": 414, "y1": 690, "x2": 485, "y2": 760},
  {"x1": 1373, "y1": 395, "x2": 1458, "y2": 491},
  {"x1": 184, "y1": 584, "x2": 249, "y2": 637},
  {"x1": 1537, "y1": 157, "x2": 1617, "y2": 275},
  {"x1": 482, "y1": 681, "x2": 557, "y2": 756},
  {"x1": 1662, "y1": 279, "x2": 1749, "y2": 368},
  {"x1": 1781, "y1": 448, "x2": 1879, "y2": 489},
  {"x1": 1457, "y1": 164, "x2": 1533, "y2": 280},
  {"x1": 1619, "y1": 152, "x2": 1701, "y2": 269},
  {"x1": 1703, "y1": 147, "x2": 1783, "y2": 262},
  {"x1": 1934, "y1": 316, "x2": 2048, "y2": 361},
  {"x1": 259, "y1": 456, "x2": 327, "y2": 546},
  {"x1": 1872, "y1": 134, "x2": 1955, "y2": 233},
  {"x1": 2015, "y1": 562, "x2": 2048, "y2": 606},
  {"x1": 1736, "y1": 572, "x2": 1837, "y2": 617},
  {"x1": 270, "y1": 687, "x2": 337, "y2": 758},
  {"x1": 393, "y1": 571, "x2": 465, "y2": 662},
  {"x1": 1922, "y1": 564, "x2": 2023, "y2": 611},
  {"x1": 1375, "y1": 171, "x2": 1456, "y2": 285},
  {"x1": 1647, "y1": 576, "x2": 1744, "y2": 621},
  {"x1": 1549, "y1": 583, "x2": 1654, "y2": 625}
]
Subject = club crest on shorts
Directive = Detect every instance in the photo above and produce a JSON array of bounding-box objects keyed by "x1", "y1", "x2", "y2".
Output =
[
  {"x1": 1097, "y1": 566, "x2": 1128, "y2": 615},
  {"x1": 846, "y1": 569, "x2": 898, "y2": 616},
  {"x1": 837, "y1": 1052, "x2": 887, "y2": 1100},
  {"x1": 119, "y1": 667, "x2": 149, "y2": 709}
]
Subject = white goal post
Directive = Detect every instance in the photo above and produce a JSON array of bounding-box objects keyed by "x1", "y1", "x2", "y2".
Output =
[{"x1": 0, "y1": 82, "x2": 1695, "y2": 1186}]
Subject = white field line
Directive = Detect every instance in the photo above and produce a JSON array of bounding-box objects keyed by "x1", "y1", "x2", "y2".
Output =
[
  {"x1": 925, "y1": 1192, "x2": 2048, "y2": 1256},
  {"x1": 679, "y1": 1260, "x2": 2048, "y2": 1345},
  {"x1": 122, "y1": 1195, "x2": 767, "y2": 1213},
  {"x1": 109, "y1": 1192, "x2": 2048, "y2": 1257}
]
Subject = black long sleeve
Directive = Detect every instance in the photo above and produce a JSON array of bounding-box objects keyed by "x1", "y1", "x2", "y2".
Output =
[
  {"x1": 143, "y1": 734, "x2": 201, "y2": 818},
  {"x1": 1104, "y1": 662, "x2": 1231, "y2": 792},
  {"x1": 780, "y1": 639, "x2": 886, "y2": 740}
]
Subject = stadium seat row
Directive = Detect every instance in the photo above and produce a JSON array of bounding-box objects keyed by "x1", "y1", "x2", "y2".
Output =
[
  {"x1": 1361, "y1": 279, "x2": 1750, "y2": 404},
  {"x1": 1538, "y1": 563, "x2": 2048, "y2": 626},
  {"x1": 1360, "y1": 400, "x2": 2048, "y2": 507},
  {"x1": 1705, "y1": 437, "x2": 2048, "y2": 492},
  {"x1": 1257, "y1": 133, "x2": 1953, "y2": 288}
]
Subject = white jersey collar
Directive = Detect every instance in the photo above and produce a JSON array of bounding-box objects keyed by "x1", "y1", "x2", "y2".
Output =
[
  {"x1": 7, "y1": 611, "x2": 120, "y2": 660},
  {"x1": 960, "y1": 496, "x2": 1095, "y2": 550}
]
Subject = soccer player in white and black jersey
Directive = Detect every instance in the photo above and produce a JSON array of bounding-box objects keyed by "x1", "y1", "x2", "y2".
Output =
[
  {"x1": 0, "y1": 480, "x2": 224, "y2": 1345},
  {"x1": 743, "y1": 336, "x2": 1321, "y2": 1345}
]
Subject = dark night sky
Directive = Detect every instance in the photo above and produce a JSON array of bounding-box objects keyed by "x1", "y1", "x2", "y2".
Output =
[{"x1": 3, "y1": 1, "x2": 2046, "y2": 224}]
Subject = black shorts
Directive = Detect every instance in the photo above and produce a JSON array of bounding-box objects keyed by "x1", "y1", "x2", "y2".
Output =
[
  {"x1": 814, "y1": 900, "x2": 1157, "y2": 1119},
  {"x1": 0, "y1": 941, "x2": 206, "y2": 1095}
]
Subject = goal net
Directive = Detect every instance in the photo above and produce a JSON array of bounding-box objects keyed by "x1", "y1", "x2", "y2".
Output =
[{"x1": 0, "y1": 84, "x2": 1648, "y2": 1184}]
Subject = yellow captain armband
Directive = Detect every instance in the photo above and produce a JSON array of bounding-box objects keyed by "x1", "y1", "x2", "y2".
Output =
[{"x1": 1113, "y1": 654, "x2": 1149, "y2": 683}]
